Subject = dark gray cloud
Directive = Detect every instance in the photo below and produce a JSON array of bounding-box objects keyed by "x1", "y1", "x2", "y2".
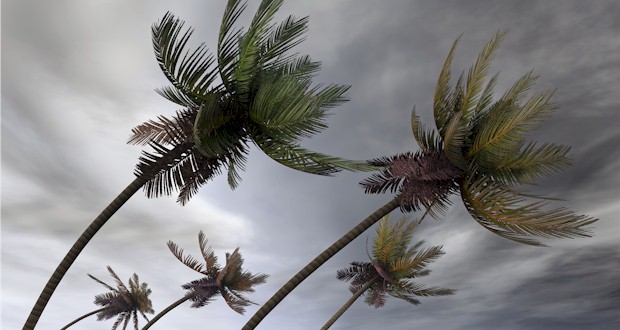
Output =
[{"x1": 3, "y1": 0, "x2": 619, "y2": 329}]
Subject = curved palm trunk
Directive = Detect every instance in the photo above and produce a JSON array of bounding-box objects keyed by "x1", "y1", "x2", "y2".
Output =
[
  {"x1": 242, "y1": 197, "x2": 400, "y2": 330},
  {"x1": 321, "y1": 279, "x2": 376, "y2": 330},
  {"x1": 60, "y1": 308, "x2": 107, "y2": 330},
  {"x1": 141, "y1": 295, "x2": 191, "y2": 330},
  {"x1": 23, "y1": 176, "x2": 149, "y2": 330}
]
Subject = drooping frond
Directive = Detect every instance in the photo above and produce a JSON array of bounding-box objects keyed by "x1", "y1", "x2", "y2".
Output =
[
  {"x1": 255, "y1": 135, "x2": 376, "y2": 175},
  {"x1": 220, "y1": 287, "x2": 253, "y2": 314},
  {"x1": 182, "y1": 277, "x2": 220, "y2": 308},
  {"x1": 389, "y1": 280, "x2": 455, "y2": 299},
  {"x1": 336, "y1": 261, "x2": 374, "y2": 282},
  {"x1": 167, "y1": 240, "x2": 205, "y2": 274},
  {"x1": 411, "y1": 106, "x2": 442, "y2": 152},
  {"x1": 490, "y1": 141, "x2": 571, "y2": 185},
  {"x1": 460, "y1": 178, "x2": 597, "y2": 246},
  {"x1": 128, "y1": 108, "x2": 196, "y2": 146},
  {"x1": 152, "y1": 12, "x2": 219, "y2": 105},
  {"x1": 249, "y1": 76, "x2": 350, "y2": 142}
]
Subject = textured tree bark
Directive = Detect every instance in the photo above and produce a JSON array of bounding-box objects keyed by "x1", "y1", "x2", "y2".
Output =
[
  {"x1": 241, "y1": 197, "x2": 400, "y2": 330},
  {"x1": 141, "y1": 295, "x2": 192, "y2": 330},
  {"x1": 23, "y1": 176, "x2": 149, "y2": 330},
  {"x1": 60, "y1": 308, "x2": 107, "y2": 330},
  {"x1": 320, "y1": 279, "x2": 377, "y2": 330}
]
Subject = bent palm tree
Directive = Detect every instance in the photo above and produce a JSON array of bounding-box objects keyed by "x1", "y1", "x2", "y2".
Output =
[
  {"x1": 242, "y1": 31, "x2": 598, "y2": 329},
  {"x1": 142, "y1": 231, "x2": 267, "y2": 329},
  {"x1": 25, "y1": 1, "x2": 372, "y2": 328},
  {"x1": 61, "y1": 267, "x2": 154, "y2": 330},
  {"x1": 321, "y1": 215, "x2": 454, "y2": 329}
]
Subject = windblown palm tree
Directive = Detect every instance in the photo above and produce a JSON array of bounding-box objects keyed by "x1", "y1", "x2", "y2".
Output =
[
  {"x1": 61, "y1": 267, "x2": 154, "y2": 330},
  {"x1": 242, "y1": 31, "x2": 598, "y2": 329},
  {"x1": 25, "y1": 1, "x2": 372, "y2": 328},
  {"x1": 142, "y1": 231, "x2": 267, "y2": 329},
  {"x1": 321, "y1": 215, "x2": 454, "y2": 329}
]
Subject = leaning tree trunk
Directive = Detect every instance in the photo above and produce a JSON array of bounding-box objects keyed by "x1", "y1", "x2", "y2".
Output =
[
  {"x1": 241, "y1": 197, "x2": 400, "y2": 330},
  {"x1": 23, "y1": 143, "x2": 192, "y2": 330},
  {"x1": 320, "y1": 279, "x2": 376, "y2": 330},
  {"x1": 141, "y1": 295, "x2": 192, "y2": 330},
  {"x1": 60, "y1": 308, "x2": 107, "y2": 330}
]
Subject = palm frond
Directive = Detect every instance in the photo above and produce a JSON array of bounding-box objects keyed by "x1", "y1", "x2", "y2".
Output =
[
  {"x1": 255, "y1": 135, "x2": 375, "y2": 174},
  {"x1": 390, "y1": 246, "x2": 445, "y2": 277},
  {"x1": 468, "y1": 70, "x2": 548, "y2": 160},
  {"x1": 217, "y1": 0, "x2": 247, "y2": 91},
  {"x1": 261, "y1": 15, "x2": 309, "y2": 70},
  {"x1": 491, "y1": 142, "x2": 571, "y2": 185},
  {"x1": 411, "y1": 106, "x2": 442, "y2": 151},
  {"x1": 128, "y1": 108, "x2": 195, "y2": 146},
  {"x1": 461, "y1": 30, "x2": 506, "y2": 123},
  {"x1": 88, "y1": 274, "x2": 116, "y2": 291},
  {"x1": 198, "y1": 231, "x2": 219, "y2": 271},
  {"x1": 167, "y1": 240, "x2": 205, "y2": 273},
  {"x1": 434, "y1": 35, "x2": 461, "y2": 135},
  {"x1": 106, "y1": 267, "x2": 129, "y2": 293},
  {"x1": 234, "y1": 0, "x2": 284, "y2": 101},
  {"x1": 182, "y1": 277, "x2": 220, "y2": 308},
  {"x1": 389, "y1": 280, "x2": 455, "y2": 298},
  {"x1": 460, "y1": 178, "x2": 597, "y2": 246},
  {"x1": 152, "y1": 12, "x2": 219, "y2": 104}
]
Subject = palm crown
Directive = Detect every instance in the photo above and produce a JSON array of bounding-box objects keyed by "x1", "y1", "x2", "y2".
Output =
[
  {"x1": 167, "y1": 231, "x2": 268, "y2": 314},
  {"x1": 132, "y1": 0, "x2": 373, "y2": 205},
  {"x1": 361, "y1": 31, "x2": 597, "y2": 246},
  {"x1": 62, "y1": 266, "x2": 154, "y2": 330},
  {"x1": 321, "y1": 216, "x2": 454, "y2": 329}
]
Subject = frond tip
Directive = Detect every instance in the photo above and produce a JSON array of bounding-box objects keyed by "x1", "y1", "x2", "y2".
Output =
[{"x1": 460, "y1": 178, "x2": 597, "y2": 246}]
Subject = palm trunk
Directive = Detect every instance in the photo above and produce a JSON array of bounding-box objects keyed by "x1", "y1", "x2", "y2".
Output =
[
  {"x1": 23, "y1": 176, "x2": 149, "y2": 330},
  {"x1": 242, "y1": 197, "x2": 400, "y2": 330},
  {"x1": 60, "y1": 307, "x2": 107, "y2": 329},
  {"x1": 141, "y1": 295, "x2": 192, "y2": 330},
  {"x1": 23, "y1": 143, "x2": 196, "y2": 330},
  {"x1": 321, "y1": 279, "x2": 376, "y2": 330}
]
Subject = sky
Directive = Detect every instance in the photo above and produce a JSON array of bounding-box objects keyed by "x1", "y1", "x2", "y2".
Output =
[{"x1": 2, "y1": 0, "x2": 620, "y2": 329}]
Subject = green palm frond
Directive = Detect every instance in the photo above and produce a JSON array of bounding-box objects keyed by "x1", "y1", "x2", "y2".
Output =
[
  {"x1": 217, "y1": 0, "x2": 246, "y2": 92},
  {"x1": 152, "y1": 12, "x2": 220, "y2": 106},
  {"x1": 255, "y1": 135, "x2": 375, "y2": 174},
  {"x1": 260, "y1": 15, "x2": 309, "y2": 71},
  {"x1": 389, "y1": 280, "x2": 455, "y2": 299},
  {"x1": 461, "y1": 177, "x2": 596, "y2": 246}
]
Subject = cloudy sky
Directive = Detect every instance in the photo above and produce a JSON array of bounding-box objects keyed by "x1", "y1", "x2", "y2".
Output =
[{"x1": 2, "y1": 0, "x2": 620, "y2": 329}]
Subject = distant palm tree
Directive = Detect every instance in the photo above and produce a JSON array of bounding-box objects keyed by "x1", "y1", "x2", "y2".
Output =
[
  {"x1": 321, "y1": 215, "x2": 454, "y2": 329},
  {"x1": 243, "y1": 31, "x2": 598, "y2": 329},
  {"x1": 141, "y1": 231, "x2": 267, "y2": 329},
  {"x1": 24, "y1": 1, "x2": 372, "y2": 328},
  {"x1": 61, "y1": 266, "x2": 154, "y2": 330}
]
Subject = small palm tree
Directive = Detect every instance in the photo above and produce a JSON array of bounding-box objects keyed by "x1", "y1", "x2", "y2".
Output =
[
  {"x1": 61, "y1": 266, "x2": 154, "y2": 330},
  {"x1": 141, "y1": 231, "x2": 267, "y2": 329},
  {"x1": 321, "y1": 216, "x2": 454, "y2": 329},
  {"x1": 243, "y1": 31, "x2": 598, "y2": 329},
  {"x1": 25, "y1": 1, "x2": 371, "y2": 328}
]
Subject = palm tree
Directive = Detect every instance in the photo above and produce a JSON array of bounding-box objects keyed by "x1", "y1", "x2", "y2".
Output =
[
  {"x1": 141, "y1": 231, "x2": 267, "y2": 329},
  {"x1": 321, "y1": 215, "x2": 454, "y2": 329},
  {"x1": 61, "y1": 266, "x2": 154, "y2": 330},
  {"x1": 242, "y1": 31, "x2": 598, "y2": 329},
  {"x1": 24, "y1": 1, "x2": 372, "y2": 328}
]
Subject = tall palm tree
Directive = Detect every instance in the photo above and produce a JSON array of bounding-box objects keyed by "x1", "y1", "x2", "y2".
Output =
[
  {"x1": 242, "y1": 31, "x2": 598, "y2": 329},
  {"x1": 24, "y1": 1, "x2": 372, "y2": 328},
  {"x1": 321, "y1": 215, "x2": 454, "y2": 329},
  {"x1": 141, "y1": 231, "x2": 267, "y2": 329},
  {"x1": 61, "y1": 266, "x2": 154, "y2": 330}
]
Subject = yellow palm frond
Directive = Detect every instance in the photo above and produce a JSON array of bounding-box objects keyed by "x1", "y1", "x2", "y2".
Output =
[
  {"x1": 434, "y1": 35, "x2": 461, "y2": 135},
  {"x1": 460, "y1": 178, "x2": 596, "y2": 246}
]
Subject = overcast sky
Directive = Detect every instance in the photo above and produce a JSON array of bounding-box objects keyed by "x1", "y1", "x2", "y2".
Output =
[{"x1": 2, "y1": 1, "x2": 620, "y2": 329}]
